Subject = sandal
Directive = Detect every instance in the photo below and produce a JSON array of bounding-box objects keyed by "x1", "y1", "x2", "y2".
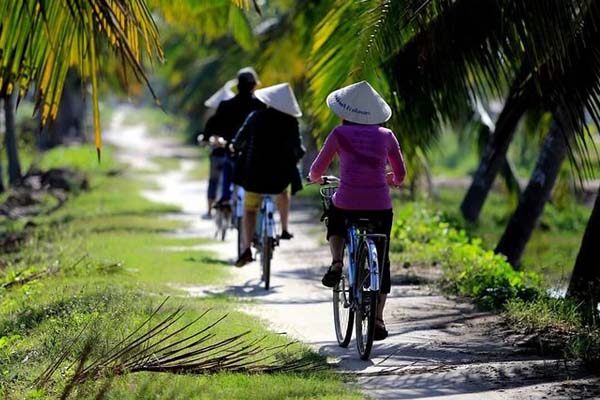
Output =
[
  {"x1": 234, "y1": 248, "x2": 253, "y2": 267},
  {"x1": 374, "y1": 318, "x2": 388, "y2": 341},
  {"x1": 322, "y1": 260, "x2": 343, "y2": 288},
  {"x1": 279, "y1": 230, "x2": 294, "y2": 240}
]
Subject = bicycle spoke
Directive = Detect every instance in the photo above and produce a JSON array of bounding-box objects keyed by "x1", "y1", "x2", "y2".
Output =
[
  {"x1": 333, "y1": 275, "x2": 353, "y2": 347},
  {"x1": 355, "y1": 242, "x2": 378, "y2": 360}
]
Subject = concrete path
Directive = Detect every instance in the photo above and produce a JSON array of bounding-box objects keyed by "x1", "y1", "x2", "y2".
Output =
[{"x1": 105, "y1": 106, "x2": 600, "y2": 400}]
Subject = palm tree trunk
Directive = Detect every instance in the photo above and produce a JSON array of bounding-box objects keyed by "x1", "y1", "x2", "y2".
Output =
[
  {"x1": 500, "y1": 157, "x2": 522, "y2": 205},
  {"x1": 460, "y1": 81, "x2": 532, "y2": 222},
  {"x1": 567, "y1": 188, "x2": 600, "y2": 324},
  {"x1": 495, "y1": 117, "x2": 569, "y2": 268},
  {"x1": 3, "y1": 93, "x2": 22, "y2": 185},
  {"x1": 476, "y1": 122, "x2": 522, "y2": 205},
  {"x1": 0, "y1": 130, "x2": 4, "y2": 193},
  {"x1": 40, "y1": 69, "x2": 85, "y2": 149}
]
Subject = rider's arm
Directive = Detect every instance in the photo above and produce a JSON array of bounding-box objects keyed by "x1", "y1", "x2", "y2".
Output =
[
  {"x1": 200, "y1": 115, "x2": 217, "y2": 144},
  {"x1": 387, "y1": 131, "x2": 406, "y2": 186},
  {"x1": 231, "y1": 112, "x2": 256, "y2": 153},
  {"x1": 308, "y1": 128, "x2": 338, "y2": 182}
]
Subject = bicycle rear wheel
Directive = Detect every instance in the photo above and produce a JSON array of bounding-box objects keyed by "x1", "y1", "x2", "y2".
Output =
[
  {"x1": 261, "y1": 238, "x2": 272, "y2": 290},
  {"x1": 235, "y1": 217, "x2": 243, "y2": 259},
  {"x1": 220, "y1": 222, "x2": 227, "y2": 241},
  {"x1": 333, "y1": 275, "x2": 353, "y2": 347},
  {"x1": 215, "y1": 210, "x2": 227, "y2": 241},
  {"x1": 355, "y1": 243, "x2": 378, "y2": 360}
]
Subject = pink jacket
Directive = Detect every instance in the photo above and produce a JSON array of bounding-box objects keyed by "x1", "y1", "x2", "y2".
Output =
[{"x1": 309, "y1": 124, "x2": 406, "y2": 210}]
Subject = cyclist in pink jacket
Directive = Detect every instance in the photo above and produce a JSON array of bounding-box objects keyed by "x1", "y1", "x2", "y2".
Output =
[{"x1": 309, "y1": 81, "x2": 406, "y2": 341}]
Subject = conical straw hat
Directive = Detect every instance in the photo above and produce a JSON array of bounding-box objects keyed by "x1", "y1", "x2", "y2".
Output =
[
  {"x1": 326, "y1": 81, "x2": 392, "y2": 125},
  {"x1": 204, "y1": 79, "x2": 236, "y2": 109},
  {"x1": 254, "y1": 83, "x2": 302, "y2": 117}
]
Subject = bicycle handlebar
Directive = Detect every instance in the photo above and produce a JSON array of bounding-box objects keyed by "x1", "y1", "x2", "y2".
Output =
[
  {"x1": 306, "y1": 175, "x2": 340, "y2": 185},
  {"x1": 197, "y1": 134, "x2": 228, "y2": 149},
  {"x1": 308, "y1": 173, "x2": 402, "y2": 189}
]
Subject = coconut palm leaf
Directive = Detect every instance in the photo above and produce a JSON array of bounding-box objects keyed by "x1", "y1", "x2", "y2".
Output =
[
  {"x1": 0, "y1": 0, "x2": 165, "y2": 159},
  {"x1": 308, "y1": 0, "x2": 600, "y2": 156},
  {"x1": 1, "y1": 0, "x2": 263, "y2": 159},
  {"x1": 535, "y1": 0, "x2": 600, "y2": 178},
  {"x1": 35, "y1": 300, "x2": 322, "y2": 392},
  {"x1": 148, "y1": 0, "x2": 257, "y2": 51}
]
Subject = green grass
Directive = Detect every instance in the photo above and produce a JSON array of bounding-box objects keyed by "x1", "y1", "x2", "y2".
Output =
[
  {"x1": 390, "y1": 195, "x2": 600, "y2": 365},
  {"x1": 121, "y1": 106, "x2": 187, "y2": 139},
  {"x1": 428, "y1": 131, "x2": 481, "y2": 178},
  {"x1": 186, "y1": 153, "x2": 210, "y2": 181},
  {"x1": 505, "y1": 297, "x2": 600, "y2": 367},
  {"x1": 504, "y1": 297, "x2": 581, "y2": 333},
  {"x1": 0, "y1": 144, "x2": 359, "y2": 399},
  {"x1": 394, "y1": 187, "x2": 591, "y2": 286},
  {"x1": 390, "y1": 202, "x2": 543, "y2": 309},
  {"x1": 105, "y1": 371, "x2": 354, "y2": 400}
]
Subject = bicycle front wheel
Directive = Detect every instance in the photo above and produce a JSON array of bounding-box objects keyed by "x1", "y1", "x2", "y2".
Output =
[
  {"x1": 355, "y1": 243, "x2": 378, "y2": 360},
  {"x1": 261, "y1": 238, "x2": 272, "y2": 290},
  {"x1": 333, "y1": 275, "x2": 354, "y2": 347}
]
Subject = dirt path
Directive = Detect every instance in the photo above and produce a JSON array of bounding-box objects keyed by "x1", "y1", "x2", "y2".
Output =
[{"x1": 106, "y1": 107, "x2": 599, "y2": 400}]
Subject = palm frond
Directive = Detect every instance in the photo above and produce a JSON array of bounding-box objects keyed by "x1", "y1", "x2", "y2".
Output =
[
  {"x1": 534, "y1": 0, "x2": 600, "y2": 179},
  {"x1": 35, "y1": 299, "x2": 322, "y2": 391},
  {"x1": 0, "y1": 0, "x2": 163, "y2": 159},
  {"x1": 149, "y1": 0, "x2": 257, "y2": 51},
  {"x1": 375, "y1": 0, "x2": 600, "y2": 163}
]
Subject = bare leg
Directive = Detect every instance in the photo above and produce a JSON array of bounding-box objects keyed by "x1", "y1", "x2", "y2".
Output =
[
  {"x1": 276, "y1": 192, "x2": 290, "y2": 232},
  {"x1": 242, "y1": 209, "x2": 257, "y2": 250},
  {"x1": 207, "y1": 198, "x2": 215, "y2": 215},
  {"x1": 329, "y1": 235, "x2": 345, "y2": 264}
]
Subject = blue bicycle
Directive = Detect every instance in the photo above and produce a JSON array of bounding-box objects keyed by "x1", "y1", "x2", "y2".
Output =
[
  {"x1": 231, "y1": 185, "x2": 245, "y2": 259},
  {"x1": 254, "y1": 194, "x2": 279, "y2": 290},
  {"x1": 319, "y1": 176, "x2": 387, "y2": 360}
]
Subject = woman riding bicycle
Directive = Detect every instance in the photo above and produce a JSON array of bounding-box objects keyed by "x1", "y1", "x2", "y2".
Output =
[
  {"x1": 231, "y1": 82, "x2": 305, "y2": 267},
  {"x1": 308, "y1": 81, "x2": 406, "y2": 341}
]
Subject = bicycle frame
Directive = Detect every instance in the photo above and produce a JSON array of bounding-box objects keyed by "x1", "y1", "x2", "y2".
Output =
[
  {"x1": 232, "y1": 185, "x2": 245, "y2": 220},
  {"x1": 317, "y1": 175, "x2": 392, "y2": 359},
  {"x1": 345, "y1": 226, "x2": 358, "y2": 289},
  {"x1": 256, "y1": 195, "x2": 279, "y2": 290},
  {"x1": 346, "y1": 226, "x2": 388, "y2": 297},
  {"x1": 257, "y1": 195, "x2": 277, "y2": 241}
]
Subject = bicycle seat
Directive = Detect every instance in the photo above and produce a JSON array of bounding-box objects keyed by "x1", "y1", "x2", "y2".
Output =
[{"x1": 348, "y1": 218, "x2": 377, "y2": 232}]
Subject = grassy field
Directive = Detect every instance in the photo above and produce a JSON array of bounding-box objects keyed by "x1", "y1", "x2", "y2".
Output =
[{"x1": 0, "y1": 145, "x2": 359, "y2": 399}]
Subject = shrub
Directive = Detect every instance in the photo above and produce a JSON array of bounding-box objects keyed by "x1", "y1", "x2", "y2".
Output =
[
  {"x1": 392, "y1": 204, "x2": 542, "y2": 309},
  {"x1": 391, "y1": 202, "x2": 600, "y2": 366}
]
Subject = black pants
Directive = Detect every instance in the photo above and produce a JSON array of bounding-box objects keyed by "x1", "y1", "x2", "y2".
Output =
[{"x1": 326, "y1": 204, "x2": 393, "y2": 294}]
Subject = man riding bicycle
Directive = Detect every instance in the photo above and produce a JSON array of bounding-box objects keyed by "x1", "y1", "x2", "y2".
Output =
[
  {"x1": 308, "y1": 81, "x2": 406, "y2": 341},
  {"x1": 206, "y1": 67, "x2": 264, "y2": 209},
  {"x1": 231, "y1": 83, "x2": 305, "y2": 267},
  {"x1": 198, "y1": 80, "x2": 236, "y2": 219}
]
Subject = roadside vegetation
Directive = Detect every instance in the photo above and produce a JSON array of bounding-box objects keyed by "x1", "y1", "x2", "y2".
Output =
[
  {"x1": 0, "y1": 144, "x2": 359, "y2": 399},
  {"x1": 390, "y1": 194, "x2": 600, "y2": 367},
  {"x1": 2, "y1": 0, "x2": 600, "y2": 396}
]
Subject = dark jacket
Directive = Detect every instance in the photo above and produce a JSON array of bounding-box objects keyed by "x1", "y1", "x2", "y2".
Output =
[
  {"x1": 232, "y1": 108, "x2": 305, "y2": 194},
  {"x1": 201, "y1": 115, "x2": 223, "y2": 157},
  {"x1": 204, "y1": 93, "x2": 264, "y2": 157}
]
